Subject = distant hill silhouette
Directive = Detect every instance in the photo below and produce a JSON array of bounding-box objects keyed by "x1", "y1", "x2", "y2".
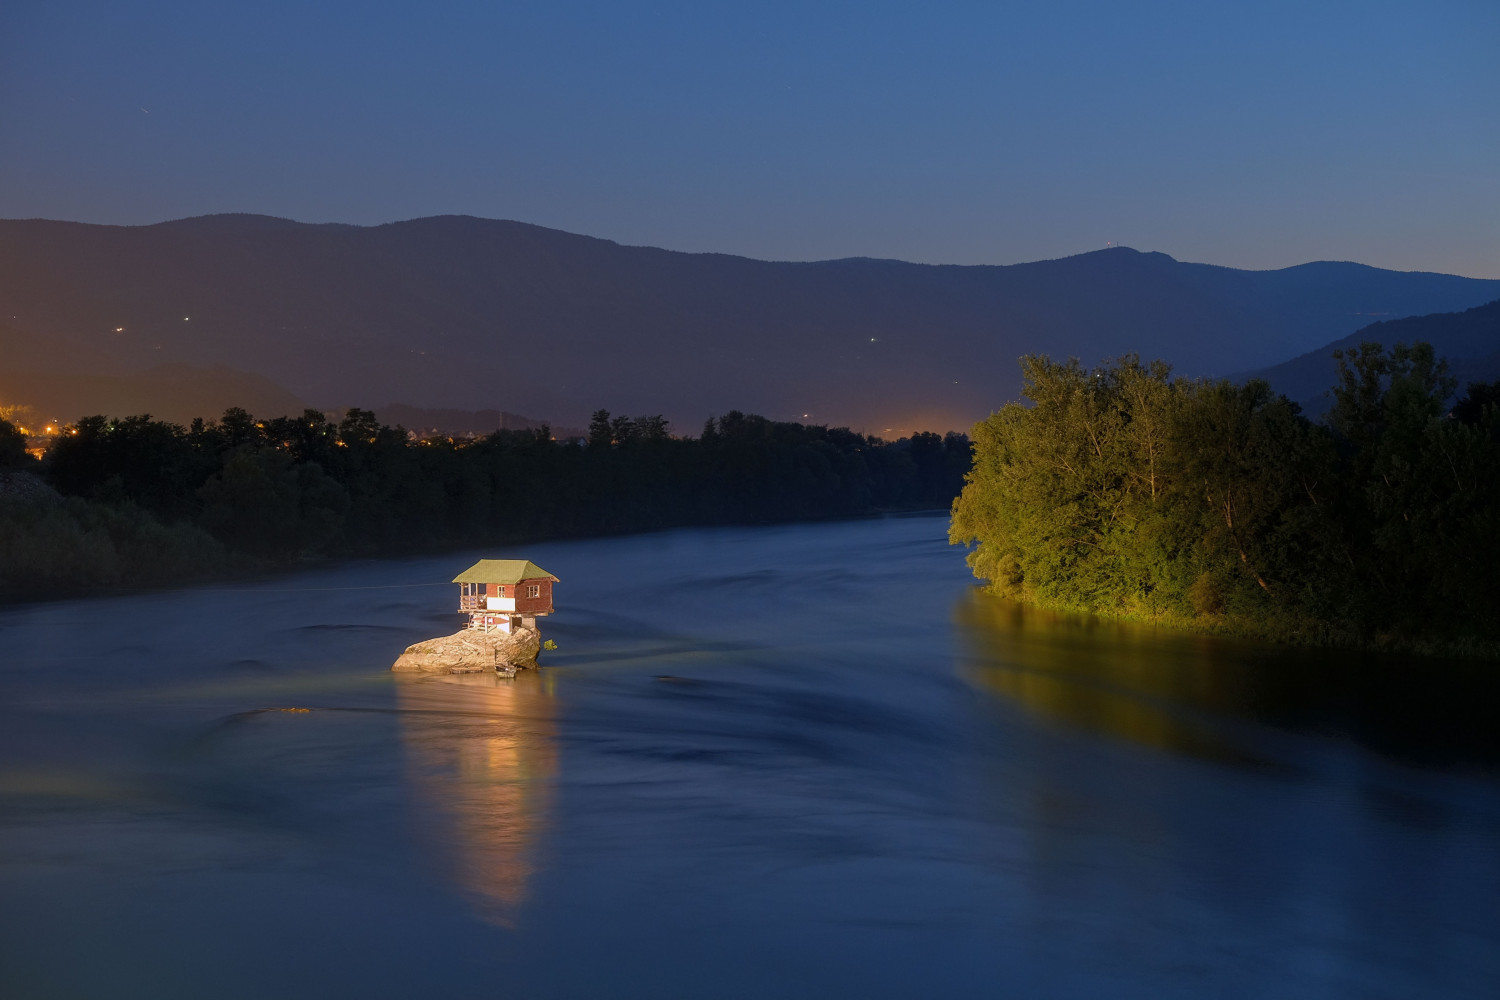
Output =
[
  {"x1": 370, "y1": 404, "x2": 575, "y2": 439},
  {"x1": 1, "y1": 213, "x2": 1496, "y2": 432},
  {"x1": 1244, "y1": 299, "x2": 1500, "y2": 418},
  {"x1": 0, "y1": 362, "x2": 307, "y2": 428}
]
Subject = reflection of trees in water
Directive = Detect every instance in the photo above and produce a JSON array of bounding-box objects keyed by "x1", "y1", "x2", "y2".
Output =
[
  {"x1": 954, "y1": 590, "x2": 1500, "y2": 768},
  {"x1": 954, "y1": 589, "x2": 1261, "y2": 763},
  {"x1": 398, "y1": 672, "x2": 557, "y2": 927}
]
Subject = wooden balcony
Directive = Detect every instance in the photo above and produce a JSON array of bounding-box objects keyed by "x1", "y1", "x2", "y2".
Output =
[{"x1": 458, "y1": 595, "x2": 483, "y2": 612}]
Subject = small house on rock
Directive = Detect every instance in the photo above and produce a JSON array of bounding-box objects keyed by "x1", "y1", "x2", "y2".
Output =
[{"x1": 455, "y1": 559, "x2": 558, "y2": 634}]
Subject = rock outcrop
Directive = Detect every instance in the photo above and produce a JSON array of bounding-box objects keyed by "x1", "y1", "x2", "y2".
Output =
[{"x1": 392, "y1": 626, "x2": 541, "y2": 675}]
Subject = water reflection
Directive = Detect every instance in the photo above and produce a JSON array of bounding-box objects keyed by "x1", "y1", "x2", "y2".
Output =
[
  {"x1": 4, "y1": 517, "x2": 1499, "y2": 997},
  {"x1": 397, "y1": 672, "x2": 557, "y2": 926},
  {"x1": 954, "y1": 589, "x2": 1500, "y2": 771}
]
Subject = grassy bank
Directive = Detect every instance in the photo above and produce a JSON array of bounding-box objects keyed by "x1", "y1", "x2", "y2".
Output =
[{"x1": 967, "y1": 587, "x2": 1500, "y2": 660}]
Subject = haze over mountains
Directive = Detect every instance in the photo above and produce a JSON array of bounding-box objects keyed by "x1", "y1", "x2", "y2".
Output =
[{"x1": 1, "y1": 213, "x2": 1497, "y2": 433}]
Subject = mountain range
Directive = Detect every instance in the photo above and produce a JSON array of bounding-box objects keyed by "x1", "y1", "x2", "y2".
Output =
[
  {"x1": 1245, "y1": 299, "x2": 1500, "y2": 419},
  {"x1": 1, "y1": 213, "x2": 1497, "y2": 433}
]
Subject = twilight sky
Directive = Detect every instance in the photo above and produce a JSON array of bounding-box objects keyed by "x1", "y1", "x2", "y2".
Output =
[{"x1": 2, "y1": 0, "x2": 1496, "y2": 276}]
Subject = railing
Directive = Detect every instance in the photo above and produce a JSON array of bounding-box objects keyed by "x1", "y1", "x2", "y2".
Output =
[{"x1": 458, "y1": 595, "x2": 483, "y2": 611}]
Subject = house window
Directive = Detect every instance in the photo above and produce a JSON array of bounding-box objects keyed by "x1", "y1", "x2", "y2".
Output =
[{"x1": 526, "y1": 584, "x2": 541, "y2": 599}]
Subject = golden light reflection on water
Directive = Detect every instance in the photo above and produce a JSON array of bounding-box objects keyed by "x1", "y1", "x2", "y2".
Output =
[
  {"x1": 953, "y1": 590, "x2": 1269, "y2": 764},
  {"x1": 397, "y1": 672, "x2": 557, "y2": 927}
]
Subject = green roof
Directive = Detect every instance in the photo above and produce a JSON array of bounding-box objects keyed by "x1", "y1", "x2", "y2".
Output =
[{"x1": 452, "y1": 559, "x2": 559, "y2": 585}]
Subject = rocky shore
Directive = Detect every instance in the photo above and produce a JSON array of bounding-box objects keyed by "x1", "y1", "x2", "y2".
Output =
[{"x1": 391, "y1": 625, "x2": 541, "y2": 676}]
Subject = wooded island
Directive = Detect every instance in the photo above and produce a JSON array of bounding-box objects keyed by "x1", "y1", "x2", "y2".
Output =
[{"x1": 951, "y1": 343, "x2": 1500, "y2": 654}]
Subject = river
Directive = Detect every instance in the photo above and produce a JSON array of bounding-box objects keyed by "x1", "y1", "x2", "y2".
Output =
[{"x1": 2, "y1": 513, "x2": 1497, "y2": 998}]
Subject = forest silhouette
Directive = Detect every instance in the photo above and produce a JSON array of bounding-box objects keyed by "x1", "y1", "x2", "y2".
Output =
[{"x1": 0, "y1": 407, "x2": 968, "y2": 599}]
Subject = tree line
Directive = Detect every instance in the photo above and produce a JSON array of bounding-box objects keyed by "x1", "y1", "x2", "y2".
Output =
[
  {"x1": 0, "y1": 407, "x2": 970, "y2": 599},
  {"x1": 950, "y1": 343, "x2": 1500, "y2": 654}
]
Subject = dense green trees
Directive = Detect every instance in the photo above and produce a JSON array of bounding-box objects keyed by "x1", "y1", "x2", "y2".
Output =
[
  {"x1": 0, "y1": 423, "x2": 28, "y2": 471},
  {"x1": 0, "y1": 496, "x2": 235, "y2": 597},
  {"x1": 0, "y1": 407, "x2": 969, "y2": 599},
  {"x1": 951, "y1": 345, "x2": 1500, "y2": 652}
]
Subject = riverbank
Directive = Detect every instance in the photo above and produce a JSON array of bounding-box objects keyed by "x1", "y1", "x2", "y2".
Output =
[
  {"x1": 966, "y1": 583, "x2": 1500, "y2": 661},
  {"x1": 0, "y1": 479, "x2": 249, "y2": 601},
  {"x1": 0, "y1": 473, "x2": 952, "y2": 605},
  {"x1": 2, "y1": 405, "x2": 969, "y2": 602}
]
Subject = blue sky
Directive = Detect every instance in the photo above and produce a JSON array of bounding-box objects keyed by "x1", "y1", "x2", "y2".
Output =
[{"x1": 2, "y1": 0, "x2": 1496, "y2": 275}]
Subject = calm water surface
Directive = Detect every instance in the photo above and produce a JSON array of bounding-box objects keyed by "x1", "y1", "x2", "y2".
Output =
[{"x1": 2, "y1": 514, "x2": 1497, "y2": 998}]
